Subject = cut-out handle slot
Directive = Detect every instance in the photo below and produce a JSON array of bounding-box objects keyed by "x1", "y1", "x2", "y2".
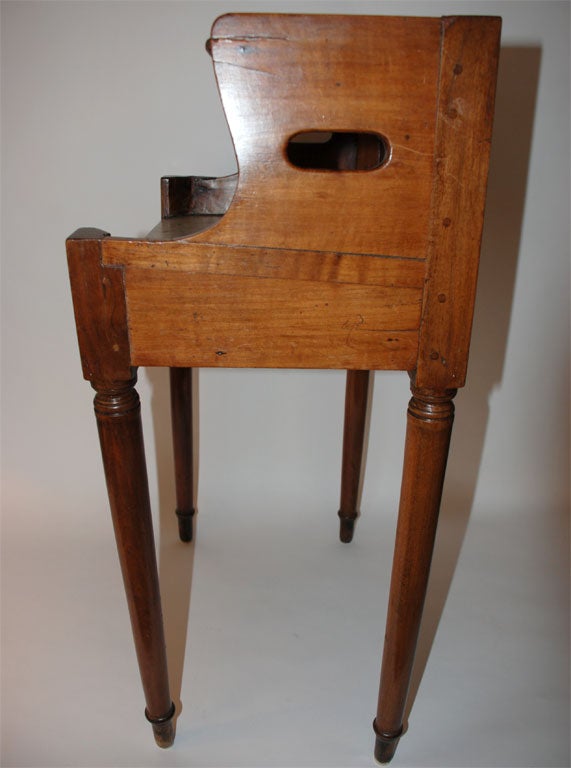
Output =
[{"x1": 286, "y1": 131, "x2": 389, "y2": 171}]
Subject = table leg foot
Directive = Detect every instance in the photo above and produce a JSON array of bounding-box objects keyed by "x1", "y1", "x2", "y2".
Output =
[
  {"x1": 338, "y1": 513, "x2": 355, "y2": 543},
  {"x1": 146, "y1": 702, "x2": 176, "y2": 748},
  {"x1": 176, "y1": 508, "x2": 195, "y2": 543},
  {"x1": 373, "y1": 722, "x2": 403, "y2": 764}
]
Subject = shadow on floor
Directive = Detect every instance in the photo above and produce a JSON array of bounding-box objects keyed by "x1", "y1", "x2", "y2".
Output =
[{"x1": 405, "y1": 43, "x2": 541, "y2": 721}]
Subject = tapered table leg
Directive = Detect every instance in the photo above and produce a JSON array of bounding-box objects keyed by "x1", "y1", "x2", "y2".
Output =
[
  {"x1": 94, "y1": 374, "x2": 175, "y2": 748},
  {"x1": 170, "y1": 367, "x2": 196, "y2": 542},
  {"x1": 338, "y1": 370, "x2": 371, "y2": 542},
  {"x1": 373, "y1": 385, "x2": 456, "y2": 763}
]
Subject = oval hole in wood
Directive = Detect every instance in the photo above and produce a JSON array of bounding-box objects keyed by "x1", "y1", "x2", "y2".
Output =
[{"x1": 286, "y1": 131, "x2": 389, "y2": 171}]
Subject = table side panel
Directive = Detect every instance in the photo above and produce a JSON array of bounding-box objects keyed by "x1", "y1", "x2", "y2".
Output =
[
  {"x1": 199, "y1": 14, "x2": 442, "y2": 258},
  {"x1": 124, "y1": 268, "x2": 421, "y2": 369}
]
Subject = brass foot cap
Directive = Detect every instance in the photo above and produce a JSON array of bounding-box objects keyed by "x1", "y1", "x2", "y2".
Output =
[
  {"x1": 176, "y1": 508, "x2": 195, "y2": 543},
  {"x1": 373, "y1": 721, "x2": 403, "y2": 764},
  {"x1": 146, "y1": 703, "x2": 176, "y2": 748},
  {"x1": 338, "y1": 512, "x2": 355, "y2": 543},
  {"x1": 374, "y1": 736, "x2": 399, "y2": 764}
]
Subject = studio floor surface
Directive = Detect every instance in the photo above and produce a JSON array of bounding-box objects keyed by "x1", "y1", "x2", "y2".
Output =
[{"x1": 2, "y1": 489, "x2": 569, "y2": 768}]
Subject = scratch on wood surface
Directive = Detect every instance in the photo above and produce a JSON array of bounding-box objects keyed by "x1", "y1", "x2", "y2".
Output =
[
  {"x1": 392, "y1": 144, "x2": 432, "y2": 157},
  {"x1": 211, "y1": 35, "x2": 290, "y2": 43},
  {"x1": 343, "y1": 314, "x2": 365, "y2": 348},
  {"x1": 436, "y1": 157, "x2": 462, "y2": 187},
  {"x1": 215, "y1": 60, "x2": 275, "y2": 76}
]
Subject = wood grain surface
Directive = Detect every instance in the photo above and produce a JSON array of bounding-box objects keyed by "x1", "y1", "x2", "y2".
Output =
[{"x1": 125, "y1": 268, "x2": 421, "y2": 369}]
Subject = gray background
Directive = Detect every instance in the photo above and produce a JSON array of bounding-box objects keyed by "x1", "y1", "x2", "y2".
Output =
[{"x1": 1, "y1": 1, "x2": 569, "y2": 766}]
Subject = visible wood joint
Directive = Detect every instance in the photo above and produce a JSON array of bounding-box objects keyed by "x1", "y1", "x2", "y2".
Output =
[
  {"x1": 66, "y1": 231, "x2": 133, "y2": 382},
  {"x1": 416, "y1": 16, "x2": 501, "y2": 389}
]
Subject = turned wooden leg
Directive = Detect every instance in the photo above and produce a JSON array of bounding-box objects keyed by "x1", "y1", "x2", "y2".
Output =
[
  {"x1": 373, "y1": 385, "x2": 456, "y2": 763},
  {"x1": 338, "y1": 370, "x2": 371, "y2": 542},
  {"x1": 94, "y1": 374, "x2": 175, "y2": 748},
  {"x1": 169, "y1": 367, "x2": 196, "y2": 542}
]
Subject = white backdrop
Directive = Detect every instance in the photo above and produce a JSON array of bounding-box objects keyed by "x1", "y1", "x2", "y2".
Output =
[{"x1": 1, "y1": 2, "x2": 569, "y2": 767}]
